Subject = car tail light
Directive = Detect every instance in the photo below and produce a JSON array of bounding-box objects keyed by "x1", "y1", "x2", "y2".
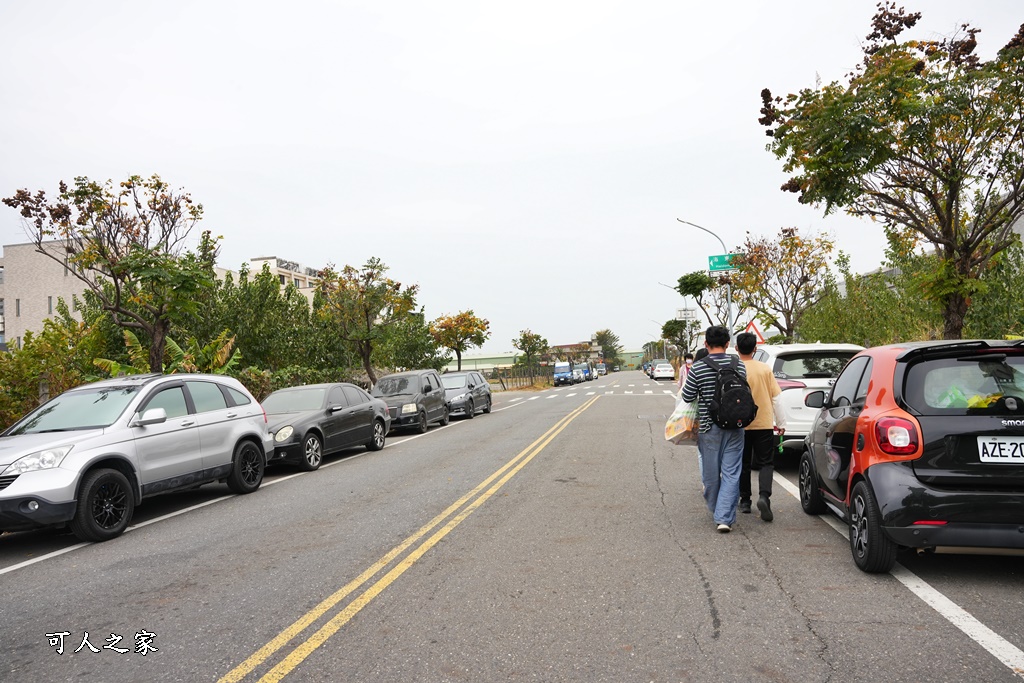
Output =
[
  {"x1": 777, "y1": 379, "x2": 807, "y2": 391},
  {"x1": 875, "y1": 417, "x2": 919, "y2": 455},
  {"x1": 911, "y1": 520, "x2": 947, "y2": 526}
]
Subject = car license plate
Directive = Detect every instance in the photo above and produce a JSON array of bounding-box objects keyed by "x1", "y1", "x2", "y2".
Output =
[{"x1": 977, "y1": 436, "x2": 1024, "y2": 463}]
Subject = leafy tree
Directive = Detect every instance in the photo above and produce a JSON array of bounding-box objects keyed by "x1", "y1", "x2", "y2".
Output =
[
  {"x1": 512, "y1": 329, "x2": 548, "y2": 382},
  {"x1": 760, "y1": 5, "x2": 1024, "y2": 339},
  {"x1": 662, "y1": 318, "x2": 703, "y2": 354},
  {"x1": 798, "y1": 252, "x2": 940, "y2": 346},
  {"x1": 429, "y1": 310, "x2": 490, "y2": 371},
  {"x1": 315, "y1": 257, "x2": 418, "y2": 384},
  {"x1": 963, "y1": 243, "x2": 1024, "y2": 338},
  {"x1": 730, "y1": 228, "x2": 834, "y2": 342},
  {"x1": 377, "y1": 310, "x2": 451, "y2": 372},
  {"x1": 675, "y1": 272, "x2": 730, "y2": 328},
  {"x1": 0, "y1": 300, "x2": 108, "y2": 429},
  {"x1": 3, "y1": 175, "x2": 217, "y2": 371},
  {"x1": 593, "y1": 329, "x2": 623, "y2": 366}
]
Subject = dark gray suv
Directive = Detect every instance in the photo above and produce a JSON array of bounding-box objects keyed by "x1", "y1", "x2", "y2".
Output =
[{"x1": 371, "y1": 369, "x2": 450, "y2": 433}]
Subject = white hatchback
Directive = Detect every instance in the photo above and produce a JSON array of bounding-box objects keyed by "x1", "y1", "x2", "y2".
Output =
[{"x1": 752, "y1": 343, "x2": 865, "y2": 448}]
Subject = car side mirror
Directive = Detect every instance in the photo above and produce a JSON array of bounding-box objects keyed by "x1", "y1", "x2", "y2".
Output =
[
  {"x1": 424, "y1": 385, "x2": 433, "y2": 394},
  {"x1": 804, "y1": 391, "x2": 826, "y2": 409},
  {"x1": 133, "y1": 407, "x2": 168, "y2": 427}
]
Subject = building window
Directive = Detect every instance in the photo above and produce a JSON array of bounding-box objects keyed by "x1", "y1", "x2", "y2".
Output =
[
  {"x1": 48, "y1": 296, "x2": 53, "y2": 314},
  {"x1": 279, "y1": 275, "x2": 286, "y2": 285},
  {"x1": 15, "y1": 299, "x2": 20, "y2": 317}
]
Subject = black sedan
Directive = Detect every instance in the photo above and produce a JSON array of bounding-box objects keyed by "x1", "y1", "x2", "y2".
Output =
[
  {"x1": 262, "y1": 383, "x2": 391, "y2": 471},
  {"x1": 441, "y1": 370, "x2": 493, "y2": 418}
]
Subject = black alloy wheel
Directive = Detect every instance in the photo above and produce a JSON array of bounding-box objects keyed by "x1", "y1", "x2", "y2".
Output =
[
  {"x1": 798, "y1": 451, "x2": 827, "y2": 514},
  {"x1": 227, "y1": 441, "x2": 265, "y2": 494},
  {"x1": 849, "y1": 480, "x2": 898, "y2": 573},
  {"x1": 482, "y1": 397, "x2": 492, "y2": 414},
  {"x1": 440, "y1": 406, "x2": 450, "y2": 426},
  {"x1": 416, "y1": 411, "x2": 429, "y2": 434},
  {"x1": 71, "y1": 468, "x2": 135, "y2": 542},
  {"x1": 465, "y1": 400, "x2": 475, "y2": 419}
]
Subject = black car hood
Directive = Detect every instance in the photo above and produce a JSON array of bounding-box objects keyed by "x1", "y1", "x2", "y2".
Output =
[
  {"x1": 265, "y1": 410, "x2": 321, "y2": 430},
  {"x1": 377, "y1": 394, "x2": 415, "y2": 407}
]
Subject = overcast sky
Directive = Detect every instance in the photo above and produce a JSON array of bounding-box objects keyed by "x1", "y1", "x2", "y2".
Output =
[{"x1": 1, "y1": 1, "x2": 1020, "y2": 355}]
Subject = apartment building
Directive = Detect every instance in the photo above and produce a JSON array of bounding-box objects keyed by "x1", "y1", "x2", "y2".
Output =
[{"x1": 0, "y1": 241, "x2": 320, "y2": 349}]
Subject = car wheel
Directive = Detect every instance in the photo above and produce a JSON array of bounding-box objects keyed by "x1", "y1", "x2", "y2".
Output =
[
  {"x1": 416, "y1": 411, "x2": 429, "y2": 434},
  {"x1": 299, "y1": 432, "x2": 323, "y2": 472},
  {"x1": 849, "y1": 480, "x2": 898, "y2": 573},
  {"x1": 482, "y1": 397, "x2": 492, "y2": 414},
  {"x1": 70, "y1": 468, "x2": 135, "y2": 542},
  {"x1": 227, "y1": 440, "x2": 265, "y2": 494},
  {"x1": 465, "y1": 400, "x2": 475, "y2": 419},
  {"x1": 367, "y1": 419, "x2": 386, "y2": 451},
  {"x1": 798, "y1": 451, "x2": 827, "y2": 515},
  {"x1": 440, "y1": 406, "x2": 450, "y2": 426}
]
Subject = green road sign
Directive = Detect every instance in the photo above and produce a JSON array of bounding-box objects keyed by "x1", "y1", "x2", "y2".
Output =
[{"x1": 708, "y1": 253, "x2": 740, "y2": 272}]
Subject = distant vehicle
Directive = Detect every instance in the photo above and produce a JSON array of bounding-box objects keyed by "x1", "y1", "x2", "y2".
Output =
[
  {"x1": 648, "y1": 359, "x2": 669, "y2": 378},
  {"x1": 577, "y1": 362, "x2": 593, "y2": 381},
  {"x1": 553, "y1": 362, "x2": 574, "y2": 387},
  {"x1": 652, "y1": 363, "x2": 675, "y2": 381},
  {"x1": 442, "y1": 371, "x2": 492, "y2": 419},
  {"x1": 371, "y1": 369, "x2": 449, "y2": 433},
  {"x1": 613, "y1": 365, "x2": 620, "y2": 372},
  {"x1": 0, "y1": 373, "x2": 272, "y2": 542},
  {"x1": 572, "y1": 368, "x2": 585, "y2": 384},
  {"x1": 595, "y1": 363, "x2": 607, "y2": 376},
  {"x1": 263, "y1": 383, "x2": 390, "y2": 471}
]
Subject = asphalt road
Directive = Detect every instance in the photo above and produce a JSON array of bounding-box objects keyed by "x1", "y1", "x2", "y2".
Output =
[{"x1": 1, "y1": 371, "x2": 1021, "y2": 682}]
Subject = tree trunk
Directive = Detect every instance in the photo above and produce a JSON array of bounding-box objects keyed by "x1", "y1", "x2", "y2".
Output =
[
  {"x1": 456, "y1": 349, "x2": 462, "y2": 371},
  {"x1": 360, "y1": 342, "x2": 376, "y2": 385},
  {"x1": 942, "y1": 292, "x2": 969, "y2": 340},
  {"x1": 149, "y1": 324, "x2": 168, "y2": 373}
]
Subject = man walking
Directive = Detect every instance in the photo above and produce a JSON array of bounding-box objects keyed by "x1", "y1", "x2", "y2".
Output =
[
  {"x1": 735, "y1": 332, "x2": 786, "y2": 522},
  {"x1": 680, "y1": 326, "x2": 746, "y2": 532}
]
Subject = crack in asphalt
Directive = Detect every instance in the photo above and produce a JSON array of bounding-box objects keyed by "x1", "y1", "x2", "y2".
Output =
[{"x1": 652, "y1": 449, "x2": 722, "y2": 646}]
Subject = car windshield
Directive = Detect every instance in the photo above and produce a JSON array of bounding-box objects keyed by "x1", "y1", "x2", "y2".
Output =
[
  {"x1": 262, "y1": 388, "x2": 326, "y2": 413},
  {"x1": 906, "y1": 354, "x2": 1024, "y2": 414},
  {"x1": 555, "y1": 364, "x2": 571, "y2": 373},
  {"x1": 442, "y1": 375, "x2": 467, "y2": 389},
  {"x1": 774, "y1": 352, "x2": 856, "y2": 379},
  {"x1": 372, "y1": 377, "x2": 413, "y2": 397},
  {"x1": 6, "y1": 386, "x2": 140, "y2": 435},
  {"x1": 656, "y1": 364, "x2": 672, "y2": 370}
]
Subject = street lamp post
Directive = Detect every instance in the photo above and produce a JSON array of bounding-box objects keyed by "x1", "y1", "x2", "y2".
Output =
[{"x1": 676, "y1": 218, "x2": 734, "y2": 334}]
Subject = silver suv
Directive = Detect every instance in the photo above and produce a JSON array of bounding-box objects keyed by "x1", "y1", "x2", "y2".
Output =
[
  {"x1": 0, "y1": 374, "x2": 273, "y2": 542},
  {"x1": 752, "y1": 343, "x2": 864, "y2": 448}
]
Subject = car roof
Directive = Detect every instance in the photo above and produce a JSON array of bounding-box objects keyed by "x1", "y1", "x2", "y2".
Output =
[
  {"x1": 68, "y1": 373, "x2": 242, "y2": 392},
  {"x1": 866, "y1": 339, "x2": 1024, "y2": 359},
  {"x1": 379, "y1": 369, "x2": 436, "y2": 378},
  {"x1": 757, "y1": 343, "x2": 865, "y2": 353}
]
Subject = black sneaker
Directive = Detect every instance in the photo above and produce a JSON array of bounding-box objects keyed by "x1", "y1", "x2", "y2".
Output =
[
  {"x1": 739, "y1": 500, "x2": 752, "y2": 514},
  {"x1": 757, "y1": 495, "x2": 773, "y2": 522}
]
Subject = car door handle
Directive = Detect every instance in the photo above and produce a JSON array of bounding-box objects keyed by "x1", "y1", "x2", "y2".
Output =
[
  {"x1": 180, "y1": 419, "x2": 196, "y2": 427},
  {"x1": 226, "y1": 412, "x2": 238, "y2": 418}
]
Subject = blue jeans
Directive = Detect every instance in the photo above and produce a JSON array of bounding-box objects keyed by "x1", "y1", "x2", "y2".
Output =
[{"x1": 697, "y1": 425, "x2": 745, "y2": 526}]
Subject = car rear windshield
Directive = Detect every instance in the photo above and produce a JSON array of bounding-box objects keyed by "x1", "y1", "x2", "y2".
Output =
[
  {"x1": 905, "y1": 354, "x2": 1024, "y2": 414},
  {"x1": 6, "y1": 387, "x2": 140, "y2": 434},
  {"x1": 262, "y1": 388, "x2": 325, "y2": 413},
  {"x1": 773, "y1": 352, "x2": 857, "y2": 379}
]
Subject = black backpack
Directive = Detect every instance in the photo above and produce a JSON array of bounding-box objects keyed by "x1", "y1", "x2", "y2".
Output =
[{"x1": 701, "y1": 356, "x2": 758, "y2": 429}]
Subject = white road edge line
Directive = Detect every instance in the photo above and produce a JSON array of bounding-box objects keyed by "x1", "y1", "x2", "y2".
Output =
[{"x1": 773, "y1": 472, "x2": 1024, "y2": 678}]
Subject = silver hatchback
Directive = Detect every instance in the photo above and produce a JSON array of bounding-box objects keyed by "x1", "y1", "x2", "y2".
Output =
[{"x1": 0, "y1": 373, "x2": 273, "y2": 542}]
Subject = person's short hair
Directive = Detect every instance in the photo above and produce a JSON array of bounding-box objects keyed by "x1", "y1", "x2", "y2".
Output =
[
  {"x1": 704, "y1": 326, "x2": 730, "y2": 349},
  {"x1": 736, "y1": 332, "x2": 757, "y2": 355},
  {"x1": 694, "y1": 348, "x2": 709, "y2": 361},
  {"x1": 684, "y1": 352, "x2": 694, "y2": 361}
]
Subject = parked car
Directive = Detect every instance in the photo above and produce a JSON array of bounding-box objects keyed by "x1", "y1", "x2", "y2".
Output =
[
  {"x1": 752, "y1": 343, "x2": 864, "y2": 448},
  {"x1": 553, "y1": 361, "x2": 574, "y2": 387},
  {"x1": 0, "y1": 373, "x2": 273, "y2": 542},
  {"x1": 799, "y1": 340, "x2": 1024, "y2": 572},
  {"x1": 262, "y1": 383, "x2": 390, "y2": 471},
  {"x1": 442, "y1": 371, "x2": 492, "y2": 419},
  {"x1": 371, "y1": 369, "x2": 449, "y2": 433},
  {"x1": 572, "y1": 368, "x2": 585, "y2": 384},
  {"x1": 647, "y1": 359, "x2": 668, "y2": 378},
  {"x1": 652, "y1": 362, "x2": 675, "y2": 381},
  {"x1": 577, "y1": 362, "x2": 593, "y2": 381}
]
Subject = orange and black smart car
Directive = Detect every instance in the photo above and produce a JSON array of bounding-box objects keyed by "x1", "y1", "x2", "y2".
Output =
[{"x1": 799, "y1": 340, "x2": 1024, "y2": 572}]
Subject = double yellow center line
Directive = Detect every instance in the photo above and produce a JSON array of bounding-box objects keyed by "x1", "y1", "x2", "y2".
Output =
[{"x1": 219, "y1": 394, "x2": 601, "y2": 683}]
